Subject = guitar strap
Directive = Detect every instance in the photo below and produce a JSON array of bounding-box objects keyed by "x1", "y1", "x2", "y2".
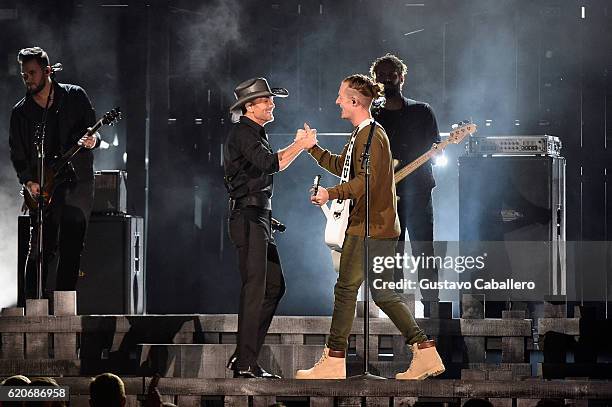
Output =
[{"x1": 333, "y1": 121, "x2": 377, "y2": 214}]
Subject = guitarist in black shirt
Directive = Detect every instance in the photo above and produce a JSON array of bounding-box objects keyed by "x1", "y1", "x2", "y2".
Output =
[
  {"x1": 9, "y1": 47, "x2": 99, "y2": 303},
  {"x1": 370, "y1": 53, "x2": 441, "y2": 314}
]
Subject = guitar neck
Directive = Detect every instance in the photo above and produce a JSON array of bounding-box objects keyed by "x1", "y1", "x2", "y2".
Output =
[
  {"x1": 394, "y1": 140, "x2": 449, "y2": 184},
  {"x1": 53, "y1": 118, "x2": 104, "y2": 171}
]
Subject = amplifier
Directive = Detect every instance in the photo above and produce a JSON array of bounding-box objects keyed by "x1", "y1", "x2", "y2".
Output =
[
  {"x1": 467, "y1": 135, "x2": 562, "y2": 157},
  {"x1": 93, "y1": 170, "x2": 127, "y2": 214},
  {"x1": 17, "y1": 214, "x2": 146, "y2": 314},
  {"x1": 78, "y1": 215, "x2": 145, "y2": 314}
]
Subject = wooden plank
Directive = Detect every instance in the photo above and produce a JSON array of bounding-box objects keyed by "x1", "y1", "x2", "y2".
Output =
[
  {"x1": 176, "y1": 395, "x2": 200, "y2": 407},
  {"x1": 356, "y1": 334, "x2": 379, "y2": 361},
  {"x1": 392, "y1": 336, "x2": 410, "y2": 361},
  {"x1": 394, "y1": 397, "x2": 418, "y2": 406},
  {"x1": 502, "y1": 337, "x2": 524, "y2": 363},
  {"x1": 25, "y1": 332, "x2": 48, "y2": 359},
  {"x1": 51, "y1": 377, "x2": 612, "y2": 399},
  {"x1": 365, "y1": 396, "x2": 390, "y2": 406},
  {"x1": 1, "y1": 307, "x2": 24, "y2": 316},
  {"x1": 543, "y1": 296, "x2": 567, "y2": 318},
  {"x1": 281, "y1": 334, "x2": 303, "y2": 344},
  {"x1": 538, "y1": 318, "x2": 580, "y2": 336},
  {"x1": 501, "y1": 310, "x2": 526, "y2": 319},
  {"x1": 25, "y1": 299, "x2": 49, "y2": 360},
  {"x1": 253, "y1": 396, "x2": 276, "y2": 406},
  {"x1": 53, "y1": 291, "x2": 77, "y2": 316},
  {"x1": 26, "y1": 299, "x2": 48, "y2": 316},
  {"x1": 203, "y1": 332, "x2": 220, "y2": 343},
  {"x1": 1, "y1": 332, "x2": 24, "y2": 359},
  {"x1": 337, "y1": 397, "x2": 362, "y2": 406},
  {"x1": 225, "y1": 395, "x2": 248, "y2": 407},
  {"x1": 0, "y1": 359, "x2": 80, "y2": 376},
  {"x1": 0, "y1": 314, "x2": 532, "y2": 337},
  {"x1": 53, "y1": 333, "x2": 78, "y2": 359},
  {"x1": 310, "y1": 396, "x2": 334, "y2": 407},
  {"x1": 494, "y1": 370, "x2": 515, "y2": 381},
  {"x1": 1, "y1": 308, "x2": 25, "y2": 359},
  {"x1": 462, "y1": 337, "x2": 486, "y2": 363},
  {"x1": 516, "y1": 400, "x2": 539, "y2": 407},
  {"x1": 490, "y1": 399, "x2": 513, "y2": 407},
  {"x1": 461, "y1": 369, "x2": 487, "y2": 380}
]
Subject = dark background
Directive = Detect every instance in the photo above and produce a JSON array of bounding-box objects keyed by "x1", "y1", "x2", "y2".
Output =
[{"x1": 0, "y1": 0, "x2": 610, "y2": 314}]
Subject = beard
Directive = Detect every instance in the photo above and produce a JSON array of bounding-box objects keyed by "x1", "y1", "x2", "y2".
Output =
[
  {"x1": 26, "y1": 78, "x2": 46, "y2": 96},
  {"x1": 383, "y1": 83, "x2": 400, "y2": 98}
]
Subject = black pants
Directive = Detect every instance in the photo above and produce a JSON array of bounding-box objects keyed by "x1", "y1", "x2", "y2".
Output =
[
  {"x1": 397, "y1": 190, "x2": 439, "y2": 302},
  {"x1": 25, "y1": 179, "x2": 94, "y2": 299},
  {"x1": 228, "y1": 206, "x2": 286, "y2": 369}
]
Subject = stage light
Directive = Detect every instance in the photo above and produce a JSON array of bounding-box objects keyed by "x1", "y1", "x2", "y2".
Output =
[
  {"x1": 99, "y1": 140, "x2": 110, "y2": 149},
  {"x1": 112, "y1": 134, "x2": 119, "y2": 146},
  {"x1": 123, "y1": 152, "x2": 127, "y2": 164},
  {"x1": 434, "y1": 153, "x2": 448, "y2": 167},
  {"x1": 581, "y1": 6, "x2": 585, "y2": 19}
]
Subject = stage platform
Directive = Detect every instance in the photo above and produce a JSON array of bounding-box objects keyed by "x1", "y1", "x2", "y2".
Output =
[{"x1": 1, "y1": 293, "x2": 610, "y2": 406}]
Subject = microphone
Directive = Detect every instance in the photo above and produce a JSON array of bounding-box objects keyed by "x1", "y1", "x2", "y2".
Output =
[
  {"x1": 270, "y1": 217, "x2": 286, "y2": 233},
  {"x1": 312, "y1": 175, "x2": 321, "y2": 197},
  {"x1": 51, "y1": 63, "x2": 63, "y2": 72}
]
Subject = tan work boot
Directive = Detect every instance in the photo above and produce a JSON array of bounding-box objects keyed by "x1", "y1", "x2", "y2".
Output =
[
  {"x1": 295, "y1": 347, "x2": 346, "y2": 379},
  {"x1": 396, "y1": 340, "x2": 445, "y2": 380}
]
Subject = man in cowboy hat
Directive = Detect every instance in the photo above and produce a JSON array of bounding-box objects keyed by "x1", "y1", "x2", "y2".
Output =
[{"x1": 223, "y1": 77, "x2": 317, "y2": 378}]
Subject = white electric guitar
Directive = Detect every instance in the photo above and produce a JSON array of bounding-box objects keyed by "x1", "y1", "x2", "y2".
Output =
[{"x1": 320, "y1": 121, "x2": 478, "y2": 254}]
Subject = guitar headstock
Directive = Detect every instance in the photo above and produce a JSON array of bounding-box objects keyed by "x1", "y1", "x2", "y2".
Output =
[
  {"x1": 448, "y1": 120, "x2": 477, "y2": 144},
  {"x1": 102, "y1": 107, "x2": 122, "y2": 126}
]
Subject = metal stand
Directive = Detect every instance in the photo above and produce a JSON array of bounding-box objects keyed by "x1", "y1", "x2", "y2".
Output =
[
  {"x1": 32, "y1": 81, "x2": 54, "y2": 300},
  {"x1": 349, "y1": 120, "x2": 385, "y2": 380}
]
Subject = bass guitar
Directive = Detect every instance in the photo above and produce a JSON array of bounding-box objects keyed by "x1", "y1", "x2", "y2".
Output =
[
  {"x1": 320, "y1": 120, "x2": 477, "y2": 253},
  {"x1": 22, "y1": 107, "x2": 121, "y2": 212}
]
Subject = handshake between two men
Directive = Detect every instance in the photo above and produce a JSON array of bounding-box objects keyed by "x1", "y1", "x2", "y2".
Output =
[{"x1": 292, "y1": 123, "x2": 330, "y2": 207}]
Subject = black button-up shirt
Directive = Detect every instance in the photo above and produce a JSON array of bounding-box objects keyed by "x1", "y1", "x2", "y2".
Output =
[
  {"x1": 223, "y1": 116, "x2": 280, "y2": 205},
  {"x1": 9, "y1": 81, "x2": 96, "y2": 185}
]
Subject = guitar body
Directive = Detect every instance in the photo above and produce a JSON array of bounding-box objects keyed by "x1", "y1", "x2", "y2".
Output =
[
  {"x1": 318, "y1": 121, "x2": 477, "y2": 254},
  {"x1": 20, "y1": 107, "x2": 122, "y2": 213},
  {"x1": 321, "y1": 199, "x2": 351, "y2": 252},
  {"x1": 21, "y1": 163, "x2": 75, "y2": 212}
]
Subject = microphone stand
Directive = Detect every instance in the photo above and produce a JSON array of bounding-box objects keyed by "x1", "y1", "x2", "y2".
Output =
[
  {"x1": 33, "y1": 80, "x2": 54, "y2": 300},
  {"x1": 350, "y1": 120, "x2": 385, "y2": 380}
]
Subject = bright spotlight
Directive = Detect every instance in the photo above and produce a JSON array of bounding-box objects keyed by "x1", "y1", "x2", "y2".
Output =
[{"x1": 434, "y1": 153, "x2": 448, "y2": 167}]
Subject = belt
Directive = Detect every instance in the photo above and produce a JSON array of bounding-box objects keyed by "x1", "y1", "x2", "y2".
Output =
[{"x1": 229, "y1": 195, "x2": 271, "y2": 211}]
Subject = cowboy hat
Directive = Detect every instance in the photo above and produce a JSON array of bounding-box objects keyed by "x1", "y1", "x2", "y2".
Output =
[{"x1": 229, "y1": 77, "x2": 288, "y2": 113}]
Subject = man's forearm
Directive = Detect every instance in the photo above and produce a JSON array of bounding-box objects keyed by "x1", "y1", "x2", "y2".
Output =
[{"x1": 277, "y1": 141, "x2": 304, "y2": 171}]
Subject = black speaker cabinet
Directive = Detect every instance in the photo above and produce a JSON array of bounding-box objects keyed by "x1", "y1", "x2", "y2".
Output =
[
  {"x1": 459, "y1": 156, "x2": 565, "y2": 241},
  {"x1": 17, "y1": 215, "x2": 145, "y2": 314},
  {"x1": 78, "y1": 215, "x2": 145, "y2": 314},
  {"x1": 458, "y1": 156, "x2": 566, "y2": 299}
]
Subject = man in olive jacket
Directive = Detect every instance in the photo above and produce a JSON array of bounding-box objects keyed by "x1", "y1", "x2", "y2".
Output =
[{"x1": 296, "y1": 74, "x2": 444, "y2": 380}]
